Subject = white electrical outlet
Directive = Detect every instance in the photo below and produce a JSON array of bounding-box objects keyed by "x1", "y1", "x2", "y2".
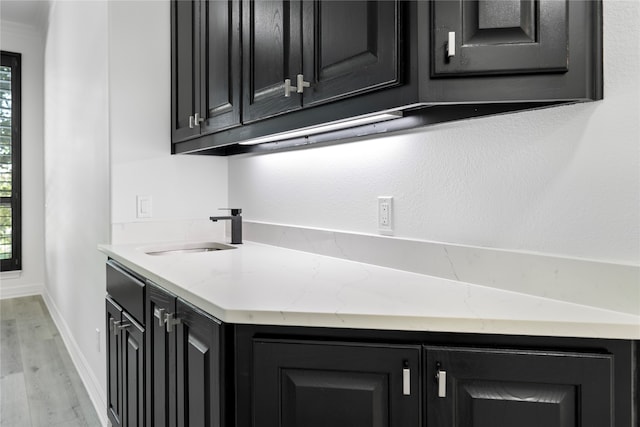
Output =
[
  {"x1": 136, "y1": 195, "x2": 152, "y2": 218},
  {"x1": 378, "y1": 196, "x2": 393, "y2": 234}
]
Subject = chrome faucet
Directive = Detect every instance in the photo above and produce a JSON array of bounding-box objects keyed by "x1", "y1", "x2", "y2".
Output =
[{"x1": 210, "y1": 208, "x2": 243, "y2": 244}]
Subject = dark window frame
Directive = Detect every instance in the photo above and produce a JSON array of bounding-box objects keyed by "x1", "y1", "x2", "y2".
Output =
[{"x1": 1, "y1": 51, "x2": 22, "y2": 272}]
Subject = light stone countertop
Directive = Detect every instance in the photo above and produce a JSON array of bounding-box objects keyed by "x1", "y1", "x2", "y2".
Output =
[{"x1": 98, "y1": 240, "x2": 640, "y2": 340}]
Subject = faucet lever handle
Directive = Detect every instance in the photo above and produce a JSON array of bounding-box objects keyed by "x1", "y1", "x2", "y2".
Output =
[{"x1": 218, "y1": 208, "x2": 242, "y2": 216}]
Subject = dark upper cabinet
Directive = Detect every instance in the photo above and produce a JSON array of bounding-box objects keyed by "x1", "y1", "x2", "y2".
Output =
[
  {"x1": 253, "y1": 339, "x2": 421, "y2": 427},
  {"x1": 106, "y1": 297, "x2": 145, "y2": 427},
  {"x1": 242, "y1": 0, "x2": 303, "y2": 123},
  {"x1": 301, "y1": 0, "x2": 400, "y2": 107},
  {"x1": 171, "y1": 0, "x2": 241, "y2": 144},
  {"x1": 432, "y1": 0, "x2": 568, "y2": 77},
  {"x1": 145, "y1": 281, "x2": 224, "y2": 427},
  {"x1": 424, "y1": 0, "x2": 602, "y2": 102},
  {"x1": 171, "y1": 0, "x2": 200, "y2": 143},
  {"x1": 242, "y1": 0, "x2": 401, "y2": 123},
  {"x1": 425, "y1": 346, "x2": 613, "y2": 427}
]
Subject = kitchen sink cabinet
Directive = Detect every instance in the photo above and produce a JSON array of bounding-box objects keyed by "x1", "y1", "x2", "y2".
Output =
[
  {"x1": 425, "y1": 347, "x2": 613, "y2": 427},
  {"x1": 145, "y1": 281, "x2": 225, "y2": 427},
  {"x1": 171, "y1": 0, "x2": 241, "y2": 143},
  {"x1": 242, "y1": 0, "x2": 401, "y2": 124},
  {"x1": 253, "y1": 339, "x2": 421, "y2": 427}
]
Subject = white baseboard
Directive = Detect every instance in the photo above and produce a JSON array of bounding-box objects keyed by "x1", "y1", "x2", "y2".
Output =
[
  {"x1": 0, "y1": 282, "x2": 44, "y2": 299},
  {"x1": 42, "y1": 290, "x2": 109, "y2": 427}
]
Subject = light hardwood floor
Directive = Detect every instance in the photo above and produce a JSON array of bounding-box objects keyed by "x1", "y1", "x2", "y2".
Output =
[{"x1": 0, "y1": 295, "x2": 101, "y2": 426}]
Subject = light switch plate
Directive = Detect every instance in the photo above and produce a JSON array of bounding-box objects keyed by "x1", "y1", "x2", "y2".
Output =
[{"x1": 136, "y1": 195, "x2": 152, "y2": 219}]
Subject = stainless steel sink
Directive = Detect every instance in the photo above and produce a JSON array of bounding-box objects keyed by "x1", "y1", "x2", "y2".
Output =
[{"x1": 141, "y1": 242, "x2": 236, "y2": 256}]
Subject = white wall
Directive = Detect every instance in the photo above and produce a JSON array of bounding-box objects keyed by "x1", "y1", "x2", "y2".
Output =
[
  {"x1": 44, "y1": 0, "x2": 110, "y2": 420},
  {"x1": 0, "y1": 21, "x2": 46, "y2": 297},
  {"x1": 109, "y1": 0, "x2": 228, "y2": 243},
  {"x1": 229, "y1": 0, "x2": 640, "y2": 265}
]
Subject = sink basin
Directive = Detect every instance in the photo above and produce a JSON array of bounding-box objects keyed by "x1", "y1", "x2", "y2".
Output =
[{"x1": 141, "y1": 242, "x2": 236, "y2": 256}]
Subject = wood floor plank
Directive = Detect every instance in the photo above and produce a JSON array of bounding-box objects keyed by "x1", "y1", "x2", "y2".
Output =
[
  {"x1": 0, "y1": 298, "x2": 17, "y2": 320},
  {"x1": 0, "y1": 371, "x2": 32, "y2": 427},
  {"x1": 53, "y1": 335, "x2": 102, "y2": 426},
  {"x1": 1, "y1": 319, "x2": 24, "y2": 376},
  {"x1": 0, "y1": 296, "x2": 101, "y2": 426}
]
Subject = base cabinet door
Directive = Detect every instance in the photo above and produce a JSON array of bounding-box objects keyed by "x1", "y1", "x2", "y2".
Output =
[
  {"x1": 145, "y1": 282, "x2": 223, "y2": 427},
  {"x1": 106, "y1": 298, "x2": 145, "y2": 427},
  {"x1": 253, "y1": 339, "x2": 421, "y2": 427},
  {"x1": 107, "y1": 299, "x2": 123, "y2": 427},
  {"x1": 425, "y1": 347, "x2": 613, "y2": 427},
  {"x1": 146, "y1": 283, "x2": 178, "y2": 427},
  {"x1": 176, "y1": 299, "x2": 222, "y2": 427}
]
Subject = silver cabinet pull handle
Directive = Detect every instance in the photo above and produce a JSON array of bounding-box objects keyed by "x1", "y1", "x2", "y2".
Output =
[
  {"x1": 296, "y1": 74, "x2": 310, "y2": 93},
  {"x1": 189, "y1": 115, "x2": 195, "y2": 129},
  {"x1": 284, "y1": 78, "x2": 297, "y2": 97},
  {"x1": 437, "y1": 370, "x2": 447, "y2": 397},
  {"x1": 165, "y1": 312, "x2": 181, "y2": 333},
  {"x1": 447, "y1": 31, "x2": 456, "y2": 58},
  {"x1": 402, "y1": 367, "x2": 411, "y2": 396},
  {"x1": 154, "y1": 308, "x2": 166, "y2": 327},
  {"x1": 194, "y1": 112, "x2": 204, "y2": 125}
]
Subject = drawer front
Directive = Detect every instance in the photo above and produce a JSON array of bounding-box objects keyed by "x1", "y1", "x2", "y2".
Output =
[{"x1": 107, "y1": 260, "x2": 145, "y2": 325}]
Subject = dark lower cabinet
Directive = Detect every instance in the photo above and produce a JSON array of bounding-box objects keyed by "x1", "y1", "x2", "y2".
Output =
[
  {"x1": 106, "y1": 297, "x2": 145, "y2": 427},
  {"x1": 425, "y1": 347, "x2": 613, "y2": 427},
  {"x1": 253, "y1": 339, "x2": 421, "y2": 427},
  {"x1": 145, "y1": 281, "x2": 224, "y2": 427}
]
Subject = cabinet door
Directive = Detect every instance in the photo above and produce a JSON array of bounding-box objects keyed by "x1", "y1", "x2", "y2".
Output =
[
  {"x1": 171, "y1": 0, "x2": 202, "y2": 142},
  {"x1": 146, "y1": 283, "x2": 177, "y2": 427},
  {"x1": 121, "y1": 313, "x2": 145, "y2": 427},
  {"x1": 425, "y1": 347, "x2": 613, "y2": 427},
  {"x1": 242, "y1": 0, "x2": 303, "y2": 123},
  {"x1": 253, "y1": 340, "x2": 421, "y2": 427},
  {"x1": 106, "y1": 298, "x2": 123, "y2": 427},
  {"x1": 176, "y1": 300, "x2": 222, "y2": 427},
  {"x1": 432, "y1": 0, "x2": 568, "y2": 77},
  {"x1": 302, "y1": 0, "x2": 400, "y2": 107},
  {"x1": 200, "y1": 0, "x2": 241, "y2": 134}
]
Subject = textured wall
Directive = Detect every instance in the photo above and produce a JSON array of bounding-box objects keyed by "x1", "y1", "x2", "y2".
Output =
[{"x1": 229, "y1": 0, "x2": 640, "y2": 265}]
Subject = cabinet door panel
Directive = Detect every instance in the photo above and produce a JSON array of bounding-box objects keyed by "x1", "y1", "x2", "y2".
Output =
[
  {"x1": 254, "y1": 340, "x2": 421, "y2": 427},
  {"x1": 146, "y1": 283, "x2": 177, "y2": 427},
  {"x1": 122, "y1": 313, "x2": 145, "y2": 427},
  {"x1": 202, "y1": 0, "x2": 241, "y2": 134},
  {"x1": 171, "y1": 0, "x2": 201, "y2": 142},
  {"x1": 106, "y1": 299, "x2": 123, "y2": 427},
  {"x1": 302, "y1": 0, "x2": 400, "y2": 107},
  {"x1": 243, "y1": 0, "x2": 302, "y2": 123},
  {"x1": 432, "y1": 0, "x2": 568, "y2": 76},
  {"x1": 425, "y1": 347, "x2": 613, "y2": 427},
  {"x1": 176, "y1": 300, "x2": 221, "y2": 427}
]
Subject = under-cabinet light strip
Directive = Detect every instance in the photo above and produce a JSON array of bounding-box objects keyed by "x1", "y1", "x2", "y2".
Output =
[{"x1": 238, "y1": 111, "x2": 404, "y2": 146}]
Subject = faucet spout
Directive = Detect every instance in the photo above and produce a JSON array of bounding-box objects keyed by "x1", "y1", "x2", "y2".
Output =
[{"x1": 210, "y1": 208, "x2": 242, "y2": 244}]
